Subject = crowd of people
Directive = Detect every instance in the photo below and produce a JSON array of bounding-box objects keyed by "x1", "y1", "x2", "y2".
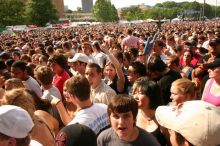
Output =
[{"x1": 0, "y1": 20, "x2": 220, "y2": 146}]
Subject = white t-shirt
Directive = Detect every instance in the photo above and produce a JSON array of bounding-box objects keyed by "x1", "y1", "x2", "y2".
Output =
[
  {"x1": 68, "y1": 103, "x2": 109, "y2": 134},
  {"x1": 25, "y1": 76, "x2": 42, "y2": 98},
  {"x1": 29, "y1": 140, "x2": 43, "y2": 146},
  {"x1": 41, "y1": 86, "x2": 62, "y2": 101}
]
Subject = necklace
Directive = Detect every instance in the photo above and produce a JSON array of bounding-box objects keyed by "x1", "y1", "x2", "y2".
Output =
[{"x1": 140, "y1": 110, "x2": 155, "y2": 121}]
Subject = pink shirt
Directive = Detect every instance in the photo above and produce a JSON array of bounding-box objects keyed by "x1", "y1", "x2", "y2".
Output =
[
  {"x1": 203, "y1": 79, "x2": 220, "y2": 107},
  {"x1": 121, "y1": 35, "x2": 139, "y2": 49}
]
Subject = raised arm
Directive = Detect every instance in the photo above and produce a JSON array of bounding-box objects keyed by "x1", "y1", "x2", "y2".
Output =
[{"x1": 102, "y1": 44, "x2": 125, "y2": 93}]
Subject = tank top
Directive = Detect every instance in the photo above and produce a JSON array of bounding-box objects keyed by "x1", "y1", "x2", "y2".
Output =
[{"x1": 203, "y1": 79, "x2": 220, "y2": 107}]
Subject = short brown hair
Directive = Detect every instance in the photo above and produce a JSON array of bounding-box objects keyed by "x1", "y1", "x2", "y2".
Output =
[
  {"x1": 107, "y1": 95, "x2": 138, "y2": 120},
  {"x1": 35, "y1": 66, "x2": 54, "y2": 85},
  {"x1": 65, "y1": 75, "x2": 90, "y2": 101}
]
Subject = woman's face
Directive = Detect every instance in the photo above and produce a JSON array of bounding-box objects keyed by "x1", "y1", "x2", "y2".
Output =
[
  {"x1": 183, "y1": 51, "x2": 192, "y2": 65},
  {"x1": 170, "y1": 85, "x2": 187, "y2": 106},
  {"x1": 208, "y1": 66, "x2": 220, "y2": 80},
  {"x1": 133, "y1": 88, "x2": 150, "y2": 109},
  {"x1": 104, "y1": 65, "x2": 116, "y2": 80}
]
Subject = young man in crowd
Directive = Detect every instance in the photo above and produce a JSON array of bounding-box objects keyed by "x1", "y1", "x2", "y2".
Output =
[
  {"x1": 85, "y1": 63, "x2": 116, "y2": 105},
  {"x1": 11, "y1": 61, "x2": 42, "y2": 98},
  {"x1": 51, "y1": 75, "x2": 110, "y2": 135},
  {"x1": 97, "y1": 94, "x2": 160, "y2": 146}
]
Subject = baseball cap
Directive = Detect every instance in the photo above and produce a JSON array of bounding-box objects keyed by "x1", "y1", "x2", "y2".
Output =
[
  {"x1": 155, "y1": 101, "x2": 220, "y2": 146},
  {"x1": 68, "y1": 53, "x2": 89, "y2": 63},
  {"x1": 0, "y1": 105, "x2": 34, "y2": 138},
  {"x1": 204, "y1": 58, "x2": 220, "y2": 69},
  {"x1": 55, "y1": 124, "x2": 97, "y2": 146}
]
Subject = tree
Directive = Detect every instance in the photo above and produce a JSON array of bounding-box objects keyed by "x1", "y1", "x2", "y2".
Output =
[
  {"x1": 0, "y1": 0, "x2": 25, "y2": 27},
  {"x1": 25, "y1": 0, "x2": 58, "y2": 26},
  {"x1": 121, "y1": 6, "x2": 144, "y2": 20},
  {"x1": 93, "y1": 0, "x2": 119, "y2": 22}
]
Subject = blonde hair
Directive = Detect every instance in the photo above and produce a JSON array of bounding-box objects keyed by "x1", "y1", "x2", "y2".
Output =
[
  {"x1": 172, "y1": 78, "x2": 196, "y2": 98},
  {"x1": 5, "y1": 78, "x2": 25, "y2": 90},
  {"x1": 1, "y1": 88, "x2": 36, "y2": 119}
]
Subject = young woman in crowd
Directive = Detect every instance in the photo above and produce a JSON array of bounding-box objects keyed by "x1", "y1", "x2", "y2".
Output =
[{"x1": 132, "y1": 77, "x2": 167, "y2": 145}]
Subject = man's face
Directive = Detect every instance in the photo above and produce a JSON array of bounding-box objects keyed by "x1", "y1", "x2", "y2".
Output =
[
  {"x1": 11, "y1": 67, "x2": 26, "y2": 80},
  {"x1": 85, "y1": 67, "x2": 102, "y2": 89},
  {"x1": 110, "y1": 111, "x2": 135, "y2": 141},
  {"x1": 82, "y1": 44, "x2": 92, "y2": 56}
]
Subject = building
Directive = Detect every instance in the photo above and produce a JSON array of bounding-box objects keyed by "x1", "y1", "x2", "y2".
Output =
[
  {"x1": 52, "y1": 0, "x2": 65, "y2": 18},
  {"x1": 81, "y1": 0, "x2": 93, "y2": 13}
]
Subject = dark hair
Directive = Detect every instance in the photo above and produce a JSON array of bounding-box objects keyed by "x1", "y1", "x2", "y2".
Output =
[
  {"x1": 126, "y1": 28, "x2": 133, "y2": 35},
  {"x1": 107, "y1": 94, "x2": 138, "y2": 120},
  {"x1": 5, "y1": 59, "x2": 15, "y2": 67},
  {"x1": 132, "y1": 77, "x2": 164, "y2": 109},
  {"x1": 86, "y1": 63, "x2": 102, "y2": 73},
  {"x1": 155, "y1": 39, "x2": 165, "y2": 47},
  {"x1": 175, "y1": 131, "x2": 194, "y2": 146},
  {"x1": 147, "y1": 54, "x2": 167, "y2": 72},
  {"x1": 62, "y1": 41, "x2": 71, "y2": 50},
  {"x1": 129, "y1": 61, "x2": 146, "y2": 76},
  {"x1": 12, "y1": 61, "x2": 27, "y2": 71},
  {"x1": 65, "y1": 75, "x2": 90, "y2": 101},
  {"x1": 128, "y1": 47, "x2": 139, "y2": 59},
  {"x1": 0, "y1": 60, "x2": 7, "y2": 70},
  {"x1": 48, "y1": 53, "x2": 68, "y2": 70}
]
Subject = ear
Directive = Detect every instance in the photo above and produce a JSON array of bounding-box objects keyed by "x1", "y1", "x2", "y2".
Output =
[{"x1": 8, "y1": 137, "x2": 16, "y2": 146}]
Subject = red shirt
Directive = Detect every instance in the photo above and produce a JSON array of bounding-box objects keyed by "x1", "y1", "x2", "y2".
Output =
[{"x1": 53, "y1": 70, "x2": 70, "y2": 100}]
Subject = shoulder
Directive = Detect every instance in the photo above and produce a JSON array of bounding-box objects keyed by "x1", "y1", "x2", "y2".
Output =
[
  {"x1": 97, "y1": 128, "x2": 114, "y2": 144},
  {"x1": 136, "y1": 127, "x2": 161, "y2": 146}
]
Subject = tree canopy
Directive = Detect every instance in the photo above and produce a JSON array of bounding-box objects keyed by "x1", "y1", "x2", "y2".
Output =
[
  {"x1": 0, "y1": 0, "x2": 25, "y2": 27},
  {"x1": 93, "y1": 0, "x2": 119, "y2": 22},
  {"x1": 121, "y1": 1, "x2": 219, "y2": 20},
  {"x1": 25, "y1": 0, "x2": 59, "y2": 26}
]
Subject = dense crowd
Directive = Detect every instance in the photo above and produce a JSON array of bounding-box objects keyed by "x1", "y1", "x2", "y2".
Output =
[{"x1": 0, "y1": 20, "x2": 220, "y2": 146}]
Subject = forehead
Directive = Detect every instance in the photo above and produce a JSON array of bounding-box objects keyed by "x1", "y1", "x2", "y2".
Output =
[
  {"x1": 86, "y1": 67, "x2": 98, "y2": 73},
  {"x1": 11, "y1": 67, "x2": 23, "y2": 72},
  {"x1": 111, "y1": 111, "x2": 133, "y2": 116}
]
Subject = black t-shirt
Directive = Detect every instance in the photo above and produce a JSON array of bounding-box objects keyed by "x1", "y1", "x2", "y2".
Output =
[{"x1": 158, "y1": 69, "x2": 181, "y2": 105}]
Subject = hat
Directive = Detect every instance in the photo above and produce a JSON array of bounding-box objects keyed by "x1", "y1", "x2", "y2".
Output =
[
  {"x1": 185, "y1": 40, "x2": 197, "y2": 47},
  {"x1": 155, "y1": 101, "x2": 220, "y2": 146},
  {"x1": 68, "y1": 53, "x2": 89, "y2": 63},
  {"x1": 205, "y1": 58, "x2": 220, "y2": 69},
  {"x1": 0, "y1": 105, "x2": 34, "y2": 138},
  {"x1": 209, "y1": 38, "x2": 220, "y2": 46},
  {"x1": 55, "y1": 124, "x2": 97, "y2": 146}
]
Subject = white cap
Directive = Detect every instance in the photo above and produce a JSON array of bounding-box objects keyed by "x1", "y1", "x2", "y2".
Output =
[
  {"x1": 0, "y1": 105, "x2": 34, "y2": 138},
  {"x1": 68, "y1": 53, "x2": 89, "y2": 63},
  {"x1": 155, "y1": 101, "x2": 220, "y2": 146}
]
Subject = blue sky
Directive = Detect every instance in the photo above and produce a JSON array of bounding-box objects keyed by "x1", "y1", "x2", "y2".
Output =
[{"x1": 64, "y1": 0, "x2": 218, "y2": 10}]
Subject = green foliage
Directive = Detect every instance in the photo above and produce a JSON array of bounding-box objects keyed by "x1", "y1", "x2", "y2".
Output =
[
  {"x1": 0, "y1": 0, "x2": 25, "y2": 27},
  {"x1": 25, "y1": 0, "x2": 58, "y2": 26},
  {"x1": 93, "y1": 0, "x2": 119, "y2": 22},
  {"x1": 121, "y1": 1, "x2": 218, "y2": 20},
  {"x1": 121, "y1": 6, "x2": 144, "y2": 20}
]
